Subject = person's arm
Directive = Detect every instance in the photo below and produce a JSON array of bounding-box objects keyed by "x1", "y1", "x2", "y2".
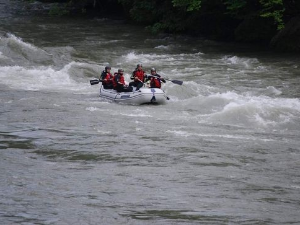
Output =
[
  {"x1": 117, "y1": 75, "x2": 123, "y2": 85},
  {"x1": 143, "y1": 74, "x2": 148, "y2": 82},
  {"x1": 130, "y1": 71, "x2": 135, "y2": 80},
  {"x1": 156, "y1": 74, "x2": 166, "y2": 83},
  {"x1": 135, "y1": 72, "x2": 143, "y2": 83},
  {"x1": 103, "y1": 71, "x2": 109, "y2": 80},
  {"x1": 145, "y1": 75, "x2": 152, "y2": 81},
  {"x1": 115, "y1": 75, "x2": 119, "y2": 83}
]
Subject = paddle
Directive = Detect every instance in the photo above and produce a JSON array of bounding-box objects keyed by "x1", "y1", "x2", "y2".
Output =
[
  {"x1": 90, "y1": 79, "x2": 102, "y2": 85},
  {"x1": 146, "y1": 75, "x2": 183, "y2": 85},
  {"x1": 165, "y1": 79, "x2": 183, "y2": 85}
]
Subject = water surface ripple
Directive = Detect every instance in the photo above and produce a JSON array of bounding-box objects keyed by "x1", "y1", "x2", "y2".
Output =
[{"x1": 0, "y1": 2, "x2": 300, "y2": 224}]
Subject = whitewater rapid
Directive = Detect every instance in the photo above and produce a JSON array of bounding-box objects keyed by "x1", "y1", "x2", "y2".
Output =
[
  {"x1": 1, "y1": 33, "x2": 299, "y2": 130},
  {"x1": 1, "y1": 16, "x2": 300, "y2": 225}
]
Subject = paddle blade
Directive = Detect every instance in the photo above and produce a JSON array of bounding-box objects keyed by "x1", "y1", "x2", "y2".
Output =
[
  {"x1": 90, "y1": 79, "x2": 101, "y2": 85},
  {"x1": 171, "y1": 80, "x2": 183, "y2": 85}
]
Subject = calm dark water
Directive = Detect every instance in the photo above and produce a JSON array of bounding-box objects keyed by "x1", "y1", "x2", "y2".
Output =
[{"x1": 1, "y1": 1, "x2": 300, "y2": 224}]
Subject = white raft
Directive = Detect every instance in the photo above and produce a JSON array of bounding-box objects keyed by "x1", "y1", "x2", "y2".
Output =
[{"x1": 99, "y1": 85, "x2": 168, "y2": 105}]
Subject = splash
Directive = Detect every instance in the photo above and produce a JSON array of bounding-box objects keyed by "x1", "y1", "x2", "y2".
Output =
[
  {"x1": 0, "y1": 33, "x2": 54, "y2": 66},
  {"x1": 0, "y1": 62, "x2": 98, "y2": 93},
  {"x1": 6, "y1": 33, "x2": 38, "y2": 51},
  {"x1": 198, "y1": 91, "x2": 300, "y2": 128},
  {"x1": 221, "y1": 55, "x2": 259, "y2": 69}
]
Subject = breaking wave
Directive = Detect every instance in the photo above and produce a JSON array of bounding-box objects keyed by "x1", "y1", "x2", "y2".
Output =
[{"x1": 1, "y1": 34, "x2": 299, "y2": 130}]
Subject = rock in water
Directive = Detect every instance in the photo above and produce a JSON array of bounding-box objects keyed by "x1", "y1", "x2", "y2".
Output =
[{"x1": 270, "y1": 16, "x2": 300, "y2": 52}]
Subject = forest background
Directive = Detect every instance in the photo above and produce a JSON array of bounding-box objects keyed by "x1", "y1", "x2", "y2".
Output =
[{"x1": 28, "y1": 0, "x2": 300, "y2": 52}]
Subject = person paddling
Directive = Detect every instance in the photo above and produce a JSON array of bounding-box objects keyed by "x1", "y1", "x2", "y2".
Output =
[
  {"x1": 100, "y1": 66, "x2": 113, "y2": 89},
  {"x1": 113, "y1": 69, "x2": 133, "y2": 92},
  {"x1": 129, "y1": 64, "x2": 146, "y2": 91},
  {"x1": 147, "y1": 68, "x2": 166, "y2": 88}
]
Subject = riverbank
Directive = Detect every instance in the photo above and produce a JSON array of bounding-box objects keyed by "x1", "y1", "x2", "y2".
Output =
[
  {"x1": 1, "y1": 0, "x2": 300, "y2": 224},
  {"x1": 9, "y1": 0, "x2": 300, "y2": 53}
]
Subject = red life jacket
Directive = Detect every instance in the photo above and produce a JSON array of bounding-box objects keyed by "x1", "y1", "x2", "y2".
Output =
[
  {"x1": 112, "y1": 73, "x2": 125, "y2": 89},
  {"x1": 150, "y1": 77, "x2": 161, "y2": 88},
  {"x1": 133, "y1": 69, "x2": 145, "y2": 82},
  {"x1": 102, "y1": 73, "x2": 113, "y2": 85}
]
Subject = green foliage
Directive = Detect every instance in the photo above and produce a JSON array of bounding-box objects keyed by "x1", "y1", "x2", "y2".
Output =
[
  {"x1": 224, "y1": 0, "x2": 247, "y2": 14},
  {"x1": 129, "y1": 0, "x2": 156, "y2": 22},
  {"x1": 147, "y1": 17, "x2": 186, "y2": 33},
  {"x1": 224, "y1": 0, "x2": 285, "y2": 30},
  {"x1": 118, "y1": 0, "x2": 159, "y2": 23},
  {"x1": 49, "y1": 2, "x2": 71, "y2": 16},
  {"x1": 40, "y1": 0, "x2": 292, "y2": 42},
  {"x1": 172, "y1": 0, "x2": 201, "y2": 11},
  {"x1": 259, "y1": 0, "x2": 284, "y2": 30},
  {"x1": 147, "y1": 22, "x2": 168, "y2": 33}
]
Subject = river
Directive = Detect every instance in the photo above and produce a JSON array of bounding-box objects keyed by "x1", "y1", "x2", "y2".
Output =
[{"x1": 1, "y1": 1, "x2": 300, "y2": 224}]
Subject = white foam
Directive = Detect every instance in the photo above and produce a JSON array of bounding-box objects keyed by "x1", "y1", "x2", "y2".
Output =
[
  {"x1": 291, "y1": 185, "x2": 300, "y2": 189},
  {"x1": 86, "y1": 107, "x2": 100, "y2": 112},
  {"x1": 200, "y1": 91, "x2": 300, "y2": 127},
  {"x1": 0, "y1": 62, "x2": 93, "y2": 92},
  {"x1": 179, "y1": 52, "x2": 204, "y2": 57},
  {"x1": 120, "y1": 113, "x2": 153, "y2": 117},
  {"x1": 166, "y1": 130, "x2": 274, "y2": 141},
  {"x1": 154, "y1": 45, "x2": 170, "y2": 50},
  {"x1": 6, "y1": 33, "x2": 38, "y2": 51},
  {"x1": 124, "y1": 52, "x2": 139, "y2": 61},
  {"x1": 266, "y1": 86, "x2": 282, "y2": 95},
  {"x1": 222, "y1": 55, "x2": 259, "y2": 69},
  {"x1": 0, "y1": 51, "x2": 8, "y2": 59},
  {"x1": 0, "y1": 33, "x2": 54, "y2": 65},
  {"x1": 122, "y1": 51, "x2": 175, "y2": 65},
  {"x1": 182, "y1": 67, "x2": 202, "y2": 72},
  {"x1": 96, "y1": 130, "x2": 111, "y2": 134},
  {"x1": 166, "y1": 82, "x2": 300, "y2": 129}
]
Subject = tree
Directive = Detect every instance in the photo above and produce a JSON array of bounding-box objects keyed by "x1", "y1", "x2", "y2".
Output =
[
  {"x1": 260, "y1": 0, "x2": 284, "y2": 30},
  {"x1": 172, "y1": 0, "x2": 201, "y2": 11}
]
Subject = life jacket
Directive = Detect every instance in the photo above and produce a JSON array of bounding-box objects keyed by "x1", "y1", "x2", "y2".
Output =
[
  {"x1": 112, "y1": 73, "x2": 125, "y2": 89},
  {"x1": 132, "y1": 69, "x2": 145, "y2": 82},
  {"x1": 150, "y1": 75, "x2": 162, "y2": 88},
  {"x1": 101, "y1": 70, "x2": 110, "y2": 80},
  {"x1": 102, "y1": 72, "x2": 113, "y2": 85}
]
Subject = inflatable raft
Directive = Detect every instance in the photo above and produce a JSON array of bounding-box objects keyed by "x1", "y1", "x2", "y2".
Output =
[{"x1": 99, "y1": 85, "x2": 168, "y2": 105}]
